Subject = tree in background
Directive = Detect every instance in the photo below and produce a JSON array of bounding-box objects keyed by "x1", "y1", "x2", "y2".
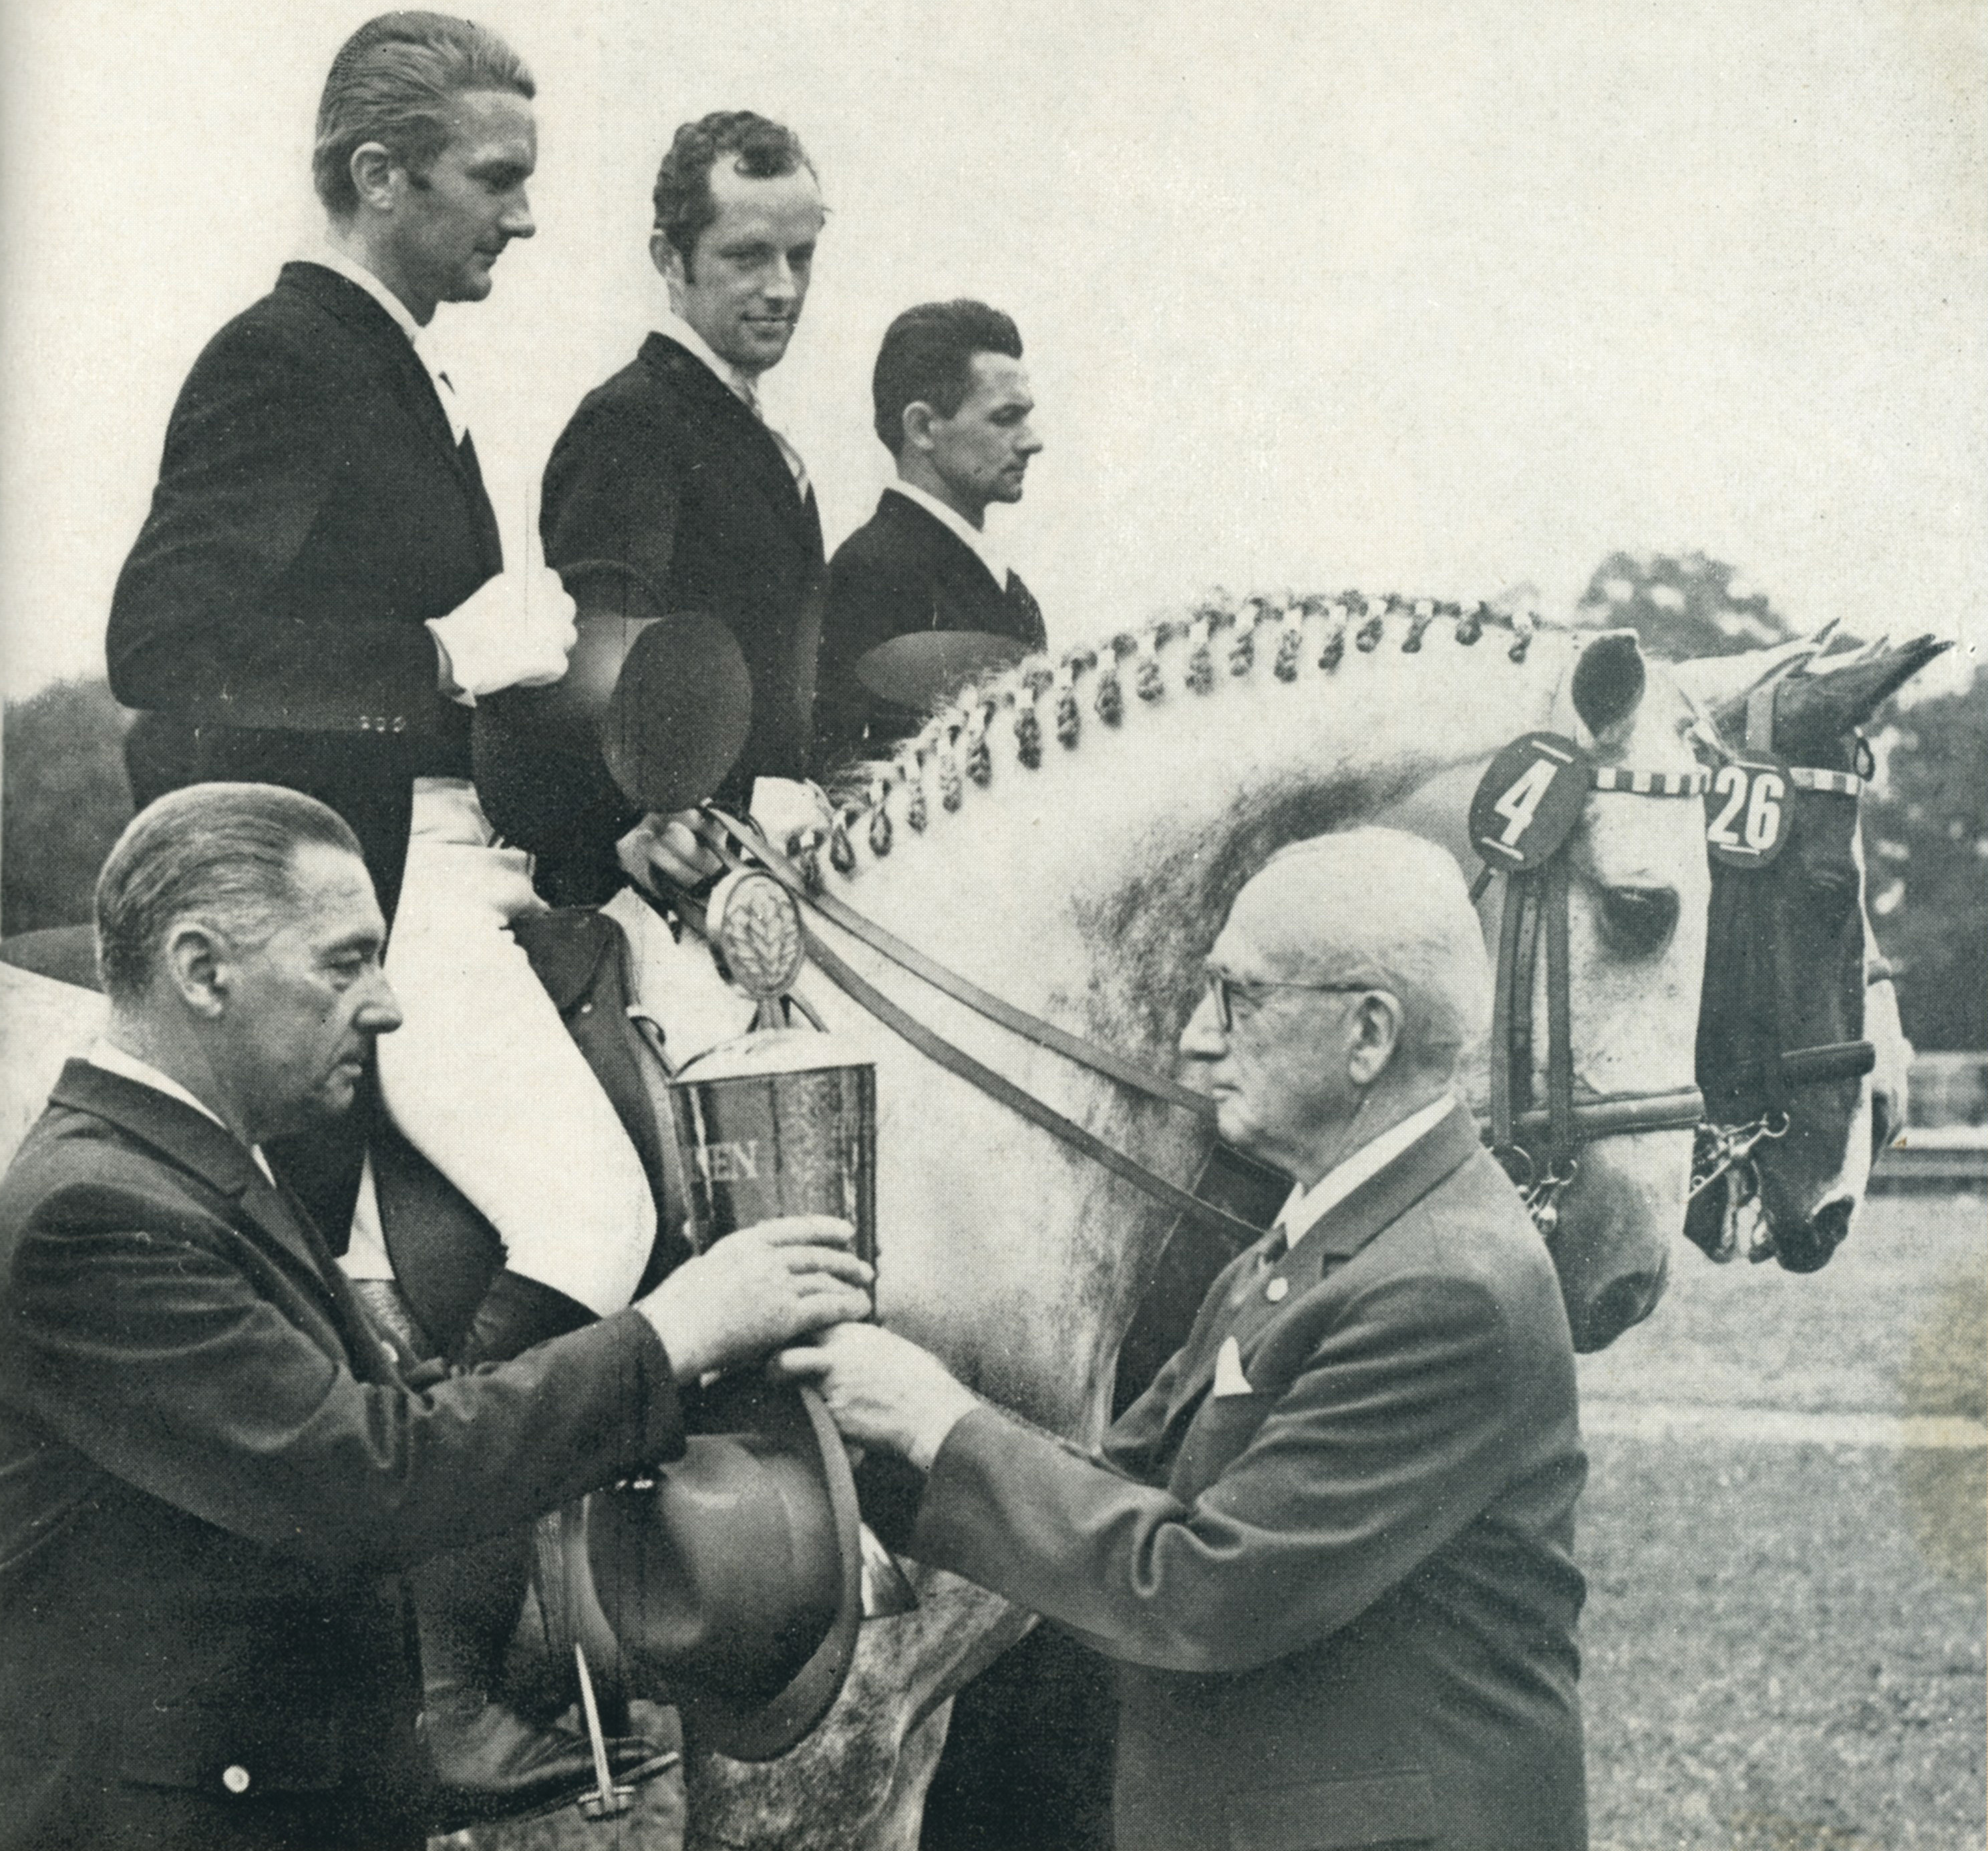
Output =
[
  {"x1": 1862, "y1": 689, "x2": 1988, "y2": 1051},
  {"x1": 1575, "y1": 549, "x2": 1984, "y2": 1051},
  {"x1": 2, "y1": 679, "x2": 134, "y2": 936},
  {"x1": 1578, "y1": 548, "x2": 1794, "y2": 656}
]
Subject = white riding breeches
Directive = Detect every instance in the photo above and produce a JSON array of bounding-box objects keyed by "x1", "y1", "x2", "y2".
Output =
[{"x1": 341, "y1": 780, "x2": 655, "y2": 1318}]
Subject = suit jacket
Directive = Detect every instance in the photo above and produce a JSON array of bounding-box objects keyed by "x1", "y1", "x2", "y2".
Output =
[
  {"x1": 816, "y1": 488, "x2": 1047, "y2": 769},
  {"x1": 0, "y1": 1062, "x2": 685, "y2": 1851},
  {"x1": 107, "y1": 261, "x2": 503, "y2": 925},
  {"x1": 910, "y1": 1104, "x2": 1589, "y2": 1851},
  {"x1": 537, "y1": 333, "x2": 826, "y2": 902}
]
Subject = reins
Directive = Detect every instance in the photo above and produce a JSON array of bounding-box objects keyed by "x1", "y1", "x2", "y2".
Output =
[
  {"x1": 703, "y1": 806, "x2": 1214, "y2": 1117},
  {"x1": 695, "y1": 809, "x2": 1267, "y2": 1245}
]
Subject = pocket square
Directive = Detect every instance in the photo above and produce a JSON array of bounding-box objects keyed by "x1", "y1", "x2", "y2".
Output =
[{"x1": 1210, "y1": 1335, "x2": 1253, "y2": 1399}]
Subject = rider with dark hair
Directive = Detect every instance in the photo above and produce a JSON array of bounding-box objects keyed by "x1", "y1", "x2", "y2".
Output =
[
  {"x1": 539, "y1": 108, "x2": 830, "y2": 904},
  {"x1": 816, "y1": 299, "x2": 1047, "y2": 767},
  {"x1": 650, "y1": 110, "x2": 818, "y2": 272}
]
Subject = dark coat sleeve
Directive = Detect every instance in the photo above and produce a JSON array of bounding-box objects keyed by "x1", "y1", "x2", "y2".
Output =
[
  {"x1": 541, "y1": 389, "x2": 684, "y2": 600},
  {"x1": 0, "y1": 1173, "x2": 685, "y2": 1573},
  {"x1": 909, "y1": 1271, "x2": 1521, "y2": 1675},
  {"x1": 106, "y1": 317, "x2": 446, "y2": 738},
  {"x1": 816, "y1": 529, "x2": 935, "y2": 765},
  {"x1": 532, "y1": 389, "x2": 677, "y2": 899}
]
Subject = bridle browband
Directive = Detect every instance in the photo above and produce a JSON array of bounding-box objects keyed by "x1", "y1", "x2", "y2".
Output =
[
  {"x1": 1687, "y1": 676, "x2": 1878, "y2": 1254},
  {"x1": 695, "y1": 721, "x2": 1707, "y2": 1244}
]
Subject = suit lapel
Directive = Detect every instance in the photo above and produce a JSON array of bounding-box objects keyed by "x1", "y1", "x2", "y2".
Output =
[
  {"x1": 279, "y1": 263, "x2": 489, "y2": 514},
  {"x1": 47, "y1": 1062, "x2": 362, "y2": 1333},
  {"x1": 1179, "y1": 1104, "x2": 1486, "y2": 1387},
  {"x1": 641, "y1": 334, "x2": 817, "y2": 551},
  {"x1": 1154, "y1": 1236, "x2": 1280, "y2": 1434}
]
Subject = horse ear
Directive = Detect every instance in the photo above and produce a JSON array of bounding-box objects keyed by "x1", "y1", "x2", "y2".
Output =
[
  {"x1": 1772, "y1": 634, "x2": 1953, "y2": 759},
  {"x1": 1570, "y1": 631, "x2": 1646, "y2": 753},
  {"x1": 1670, "y1": 637, "x2": 1822, "y2": 742}
]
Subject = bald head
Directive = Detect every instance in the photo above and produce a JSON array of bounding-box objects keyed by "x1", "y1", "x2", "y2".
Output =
[{"x1": 1226, "y1": 829, "x2": 1490, "y2": 1079}]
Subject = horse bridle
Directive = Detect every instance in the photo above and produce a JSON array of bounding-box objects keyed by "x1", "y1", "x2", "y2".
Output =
[
  {"x1": 697, "y1": 726, "x2": 1708, "y2": 1244},
  {"x1": 1687, "y1": 677, "x2": 1878, "y2": 1255},
  {"x1": 1466, "y1": 738, "x2": 1710, "y2": 1235}
]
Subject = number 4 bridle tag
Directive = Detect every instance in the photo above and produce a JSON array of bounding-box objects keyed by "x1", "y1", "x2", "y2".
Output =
[
  {"x1": 1703, "y1": 755, "x2": 1792, "y2": 869},
  {"x1": 1468, "y1": 733, "x2": 1591, "y2": 870}
]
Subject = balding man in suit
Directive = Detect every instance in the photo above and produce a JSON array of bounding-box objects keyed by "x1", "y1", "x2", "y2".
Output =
[{"x1": 786, "y1": 830, "x2": 1590, "y2": 1851}]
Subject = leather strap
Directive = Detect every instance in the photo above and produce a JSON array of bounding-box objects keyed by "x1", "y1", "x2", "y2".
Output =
[
  {"x1": 702, "y1": 806, "x2": 1217, "y2": 1119},
  {"x1": 1544, "y1": 856, "x2": 1575, "y2": 1168},
  {"x1": 1488, "y1": 875, "x2": 1525, "y2": 1154},
  {"x1": 633, "y1": 864, "x2": 1268, "y2": 1246},
  {"x1": 789, "y1": 917, "x2": 1267, "y2": 1245}
]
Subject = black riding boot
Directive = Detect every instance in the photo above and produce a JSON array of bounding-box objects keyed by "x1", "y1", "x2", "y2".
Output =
[{"x1": 412, "y1": 1270, "x2": 675, "y2": 1828}]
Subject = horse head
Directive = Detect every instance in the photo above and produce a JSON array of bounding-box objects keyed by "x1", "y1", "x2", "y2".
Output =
[
  {"x1": 1510, "y1": 627, "x2": 1710, "y2": 1349},
  {"x1": 1675, "y1": 633, "x2": 1949, "y2": 1270}
]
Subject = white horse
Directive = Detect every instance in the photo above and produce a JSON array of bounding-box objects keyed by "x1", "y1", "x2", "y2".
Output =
[{"x1": 677, "y1": 595, "x2": 1710, "y2": 1850}]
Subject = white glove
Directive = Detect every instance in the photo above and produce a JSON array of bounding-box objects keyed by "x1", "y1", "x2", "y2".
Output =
[
  {"x1": 428, "y1": 564, "x2": 578, "y2": 701},
  {"x1": 617, "y1": 810, "x2": 725, "y2": 892}
]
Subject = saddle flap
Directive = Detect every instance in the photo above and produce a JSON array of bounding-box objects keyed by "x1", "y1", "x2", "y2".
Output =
[{"x1": 377, "y1": 906, "x2": 693, "y2": 1354}]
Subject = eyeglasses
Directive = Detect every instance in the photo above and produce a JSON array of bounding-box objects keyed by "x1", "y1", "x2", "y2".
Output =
[{"x1": 1202, "y1": 966, "x2": 1375, "y2": 1034}]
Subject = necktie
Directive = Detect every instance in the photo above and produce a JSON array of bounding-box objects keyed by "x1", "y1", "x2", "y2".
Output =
[{"x1": 742, "y1": 383, "x2": 812, "y2": 504}]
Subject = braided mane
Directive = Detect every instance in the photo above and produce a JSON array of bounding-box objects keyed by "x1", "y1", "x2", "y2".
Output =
[{"x1": 797, "y1": 590, "x2": 1546, "y2": 882}]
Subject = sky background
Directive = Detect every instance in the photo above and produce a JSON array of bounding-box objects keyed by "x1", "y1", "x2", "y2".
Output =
[{"x1": 2, "y1": 0, "x2": 1983, "y2": 701}]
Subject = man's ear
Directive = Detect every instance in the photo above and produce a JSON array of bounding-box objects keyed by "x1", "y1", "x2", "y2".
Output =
[
  {"x1": 1347, "y1": 991, "x2": 1404, "y2": 1085},
  {"x1": 162, "y1": 923, "x2": 230, "y2": 1021},
  {"x1": 347, "y1": 142, "x2": 401, "y2": 216},
  {"x1": 649, "y1": 230, "x2": 689, "y2": 297},
  {"x1": 900, "y1": 401, "x2": 939, "y2": 455}
]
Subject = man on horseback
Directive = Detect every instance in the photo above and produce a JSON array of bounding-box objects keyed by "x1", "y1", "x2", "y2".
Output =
[
  {"x1": 103, "y1": 11, "x2": 679, "y2": 1809},
  {"x1": 538, "y1": 109, "x2": 830, "y2": 904},
  {"x1": 0, "y1": 785, "x2": 872, "y2": 1850},
  {"x1": 815, "y1": 299, "x2": 1048, "y2": 767},
  {"x1": 786, "y1": 830, "x2": 1591, "y2": 1851}
]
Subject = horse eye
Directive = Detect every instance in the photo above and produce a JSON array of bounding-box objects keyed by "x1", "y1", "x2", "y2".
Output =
[{"x1": 1599, "y1": 885, "x2": 1679, "y2": 957}]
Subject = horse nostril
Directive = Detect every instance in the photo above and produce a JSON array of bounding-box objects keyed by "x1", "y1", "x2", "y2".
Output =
[
  {"x1": 1776, "y1": 1196, "x2": 1856, "y2": 1275},
  {"x1": 1600, "y1": 885, "x2": 1679, "y2": 957}
]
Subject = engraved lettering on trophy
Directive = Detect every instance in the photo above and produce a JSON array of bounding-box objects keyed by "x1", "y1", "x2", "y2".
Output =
[{"x1": 695, "y1": 1139, "x2": 762, "y2": 1183}]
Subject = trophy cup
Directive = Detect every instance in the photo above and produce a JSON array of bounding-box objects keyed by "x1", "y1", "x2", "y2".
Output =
[{"x1": 667, "y1": 870, "x2": 917, "y2": 1617}]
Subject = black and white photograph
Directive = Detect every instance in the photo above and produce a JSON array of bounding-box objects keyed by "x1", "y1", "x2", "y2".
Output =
[{"x1": 1, "y1": 5, "x2": 1983, "y2": 1849}]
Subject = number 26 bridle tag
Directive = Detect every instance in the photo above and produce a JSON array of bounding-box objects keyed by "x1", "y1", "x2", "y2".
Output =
[
  {"x1": 1468, "y1": 733, "x2": 1591, "y2": 870},
  {"x1": 1702, "y1": 755, "x2": 1792, "y2": 869}
]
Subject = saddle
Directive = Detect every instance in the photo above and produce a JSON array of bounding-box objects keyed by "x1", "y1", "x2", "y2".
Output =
[{"x1": 371, "y1": 904, "x2": 694, "y2": 1354}]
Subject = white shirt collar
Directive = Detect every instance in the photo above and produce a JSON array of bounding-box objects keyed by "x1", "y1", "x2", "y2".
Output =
[
  {"x1": 309, "y1": 242, "x2": 468, "y2": 444},
  {"x1": 88, "y1": 1040, "x2": 276, "y2": 1184},
  {"x1": 885, "y1": 480, "x2": 1009, "y2": 589},
  {"x1": 655, "y1": 309, "x2": 760, "y2": 410},
  {"x1": 311, "y1": 241, "x2": 422, "y2": 345},
  {"x1": 1274, "y1": 1094, "x2": 1458, "y2": 1256}
]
